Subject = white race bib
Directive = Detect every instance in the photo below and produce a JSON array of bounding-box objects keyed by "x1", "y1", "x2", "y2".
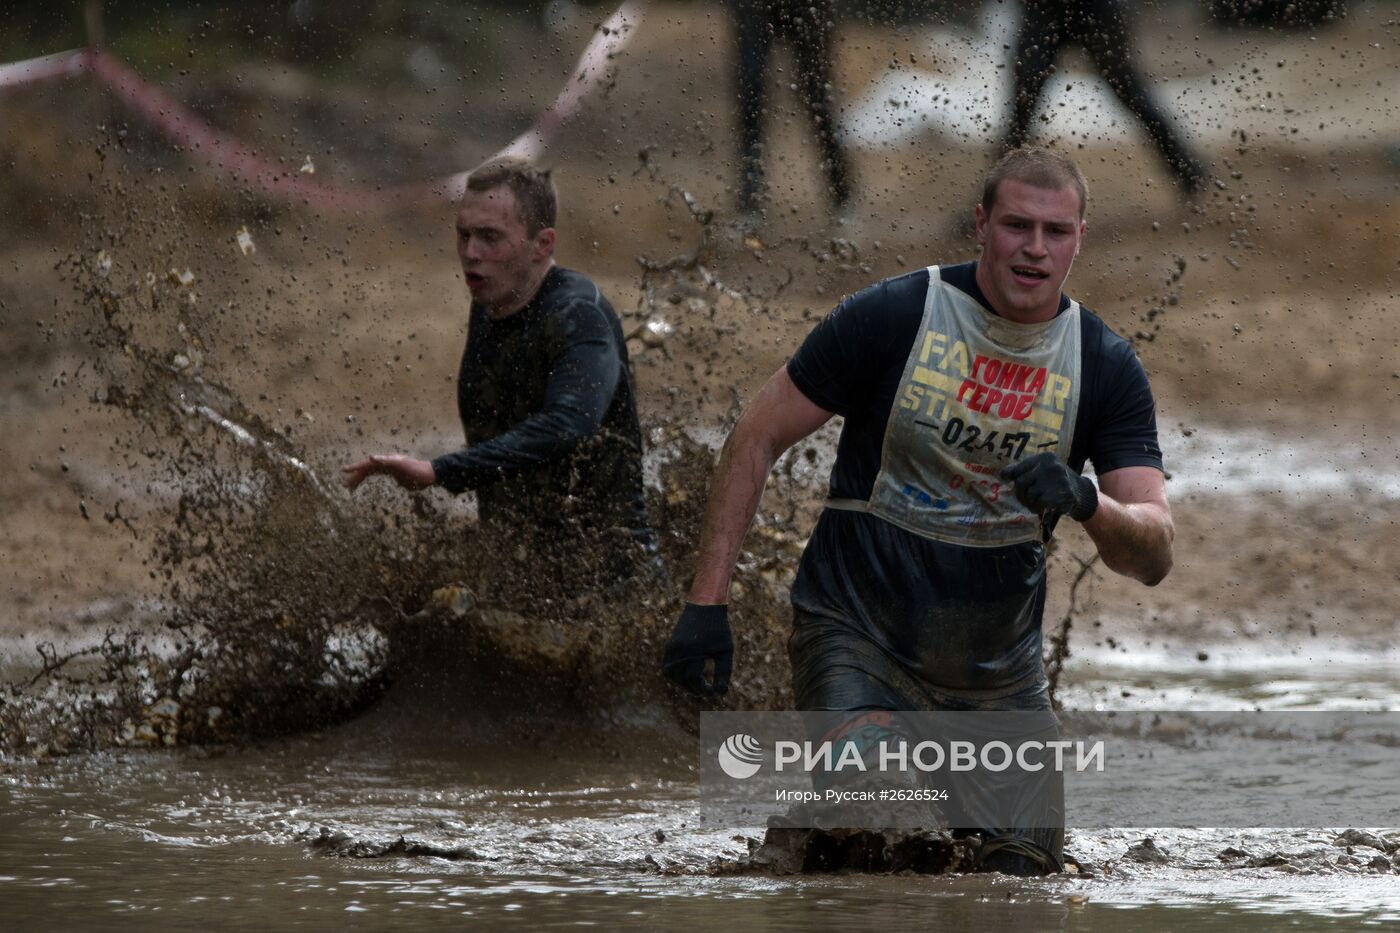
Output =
[{"x1": 830, "y1": 266, "x2": 1083, "y2": 547}]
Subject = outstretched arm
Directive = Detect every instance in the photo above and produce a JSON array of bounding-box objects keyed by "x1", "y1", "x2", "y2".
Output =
[
  {"x1": 687, "y1": 366, "x2": 835, "y2": 604},
  {"x1": 342, "y1": 454, "x2": 435, "y2": 492},
  {"x1": 344, "y1": 303, "x2": 619, "y2": 495},
  {"x1": 431, "y1": 301, "x2": 621, "y2": 493},
  {"x1": 1082, "y1": 465, "x2": 1173, "y2": 586}
]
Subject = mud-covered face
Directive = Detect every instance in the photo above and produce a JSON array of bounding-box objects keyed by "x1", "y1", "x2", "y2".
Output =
[
  {"x1": 455, "y1": 186, "x2": 554, "y2": 317},
  {"x1": 974, "y1": 179, "x2": 1086, "y2": 324}
]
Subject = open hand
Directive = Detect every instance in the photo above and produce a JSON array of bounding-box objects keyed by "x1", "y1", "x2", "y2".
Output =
[{"x1": 342, "y1": 455, "x2": 436, "y2": 492}]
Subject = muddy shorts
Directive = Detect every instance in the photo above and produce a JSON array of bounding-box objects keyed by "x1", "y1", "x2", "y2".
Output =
[{"x1": 789, "y1": 612, "x2": 1064, "y2": 874}]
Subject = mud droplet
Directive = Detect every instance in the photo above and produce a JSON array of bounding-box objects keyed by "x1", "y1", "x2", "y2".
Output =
[
  {"x1": 235, "y1": 225, "x2": 256, "y2": 256},
  {"x1": 641, "y1": 318, "x2": 673, "y2": 348}
]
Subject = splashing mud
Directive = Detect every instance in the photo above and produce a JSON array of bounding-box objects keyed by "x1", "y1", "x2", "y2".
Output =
[
  {"x1": 0, "y1": 164, "x2": 831, "y2": 761},
  {"x1": 0, "y1": 160, "x2": 1118, "y2": 766},
  {"x1": 5, "y1": 241, "x2": 424, "y2": 752}
]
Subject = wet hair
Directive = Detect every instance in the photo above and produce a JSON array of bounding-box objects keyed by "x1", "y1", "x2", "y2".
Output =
[
  {"x1": 981, "y1": 148, "x2": 1089, "y2": 220},
  {"x1": 465, "y1": 160, "x2": 558, "y2": 235}
]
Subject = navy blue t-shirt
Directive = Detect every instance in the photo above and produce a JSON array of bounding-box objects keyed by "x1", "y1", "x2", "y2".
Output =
[{"x1": 785, "y1": 261, "x2": 1162, "y2": 696}]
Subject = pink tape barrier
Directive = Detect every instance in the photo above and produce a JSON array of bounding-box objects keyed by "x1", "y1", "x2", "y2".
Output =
[
  {"x1": 0, "y1": 2, "x2": 645, "y2": 213},
  {"x1": 0, "y1": 48, "x2": 89, "y2": 88},
  {"x1": 436, "y1": 1, "x2": 645, "y2": 200}
]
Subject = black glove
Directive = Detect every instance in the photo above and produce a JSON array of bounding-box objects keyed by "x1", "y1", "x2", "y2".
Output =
[
  {"x1": 1000, "y1": 452, "x2": 1098, "y2": 522},
  {"x1": 662, "y1": 603, "x2": 733, "y2": 697}
]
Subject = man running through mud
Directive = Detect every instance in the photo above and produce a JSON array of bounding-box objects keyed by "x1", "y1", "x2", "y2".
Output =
[
  {"x1": 662, "y1": 148, "x2": 1172, "y2": 874},
  {"x1": 343, "y1": 160, "x2": 658, "y2": 589}
]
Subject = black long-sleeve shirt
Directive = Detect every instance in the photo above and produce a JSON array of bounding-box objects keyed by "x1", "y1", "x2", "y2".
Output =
[{"x1": 430, "y1": 266, "x2": 653, "y2": 549}]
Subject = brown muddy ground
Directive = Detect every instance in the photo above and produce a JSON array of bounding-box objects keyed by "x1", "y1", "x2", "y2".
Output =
[{"x1": 2, "y1": 2, "x2": 1398, "y2": 673}]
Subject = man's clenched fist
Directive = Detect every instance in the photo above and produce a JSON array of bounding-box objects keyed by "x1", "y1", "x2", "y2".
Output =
[
  {"x1": 661, "y1": 603, "x2": 733, "y2": 697},
  {"x1": 1000, "y1": 452, "x2": 1098, "y2": 522}
]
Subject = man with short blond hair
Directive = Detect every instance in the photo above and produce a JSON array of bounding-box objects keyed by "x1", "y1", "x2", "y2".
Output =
[
  {"x1": 663, "y1": 147, "x2": 1172, "y2": 874},
  {"x1": 980, "y1": 148, "x2": 1089, "y2": 221},
  {"x1": 344, "y1": 160, "x2": 656, "y2": 585}
]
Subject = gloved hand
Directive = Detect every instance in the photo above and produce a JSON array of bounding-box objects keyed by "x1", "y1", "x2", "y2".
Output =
[
  {"x1": 661, "y1": 603, "x2": 733, "y2": 697},
  {"x1": 1000, "y1": 452, "x2": 1098, "y2": 522}
]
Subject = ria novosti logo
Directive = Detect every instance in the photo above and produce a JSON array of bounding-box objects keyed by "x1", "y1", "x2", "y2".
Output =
[{"x1": 717, "y1": 733, "x2": 764, "y2": 779}]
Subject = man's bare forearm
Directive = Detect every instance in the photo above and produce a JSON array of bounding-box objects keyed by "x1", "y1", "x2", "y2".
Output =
[
  {"x1": 686, "y1": 418, "x2": 781, "y2": 604},
  {"x1": 684, "y1": 367, "x2": 834, "y2": 605},
  {"x1": 1082, "y1": 495, "x2": 1174, "y2": 586}
]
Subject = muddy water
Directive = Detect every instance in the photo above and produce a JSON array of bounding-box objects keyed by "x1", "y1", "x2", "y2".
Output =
[
  {"x1": 5, "y1": 351, "x2": 1399, "y2": 928},
  {"x1": 1060, "y1": 643, "x2": 1400, "y2": 712},
  {"x1": 4, "y1": 644, "x2": 1399, "y2": 931},
  {"x1": 5, "y1": 387, "x2": 1400, "y2": 929}
]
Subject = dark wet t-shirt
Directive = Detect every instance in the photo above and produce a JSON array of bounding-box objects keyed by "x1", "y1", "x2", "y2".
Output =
[
  {"x1": 430, "y1": 266, "x2": 654, "y2": 559},
  {"x1": 785, "y1": 261, "x2": 1162, "y2": 695}
]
